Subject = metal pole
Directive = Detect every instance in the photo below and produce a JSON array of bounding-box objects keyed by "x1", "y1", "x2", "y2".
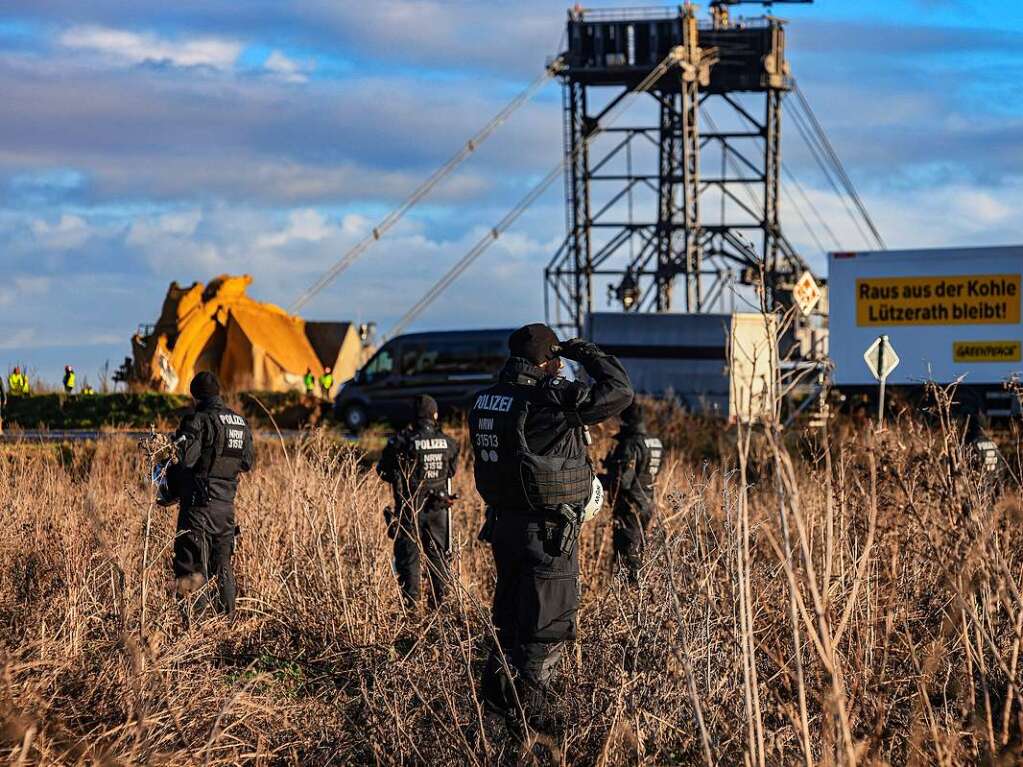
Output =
[{"x1": 877, "y1": 335, "x2": 886, "y2": 426}]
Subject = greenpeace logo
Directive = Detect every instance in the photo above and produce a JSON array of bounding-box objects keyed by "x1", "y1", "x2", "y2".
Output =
[
  {"x1": 953, "y1": 341, "x2": 1021, "y2": 363},
  {"x1": 473, "y1": 394, "x2": 513, "y2": 413}
]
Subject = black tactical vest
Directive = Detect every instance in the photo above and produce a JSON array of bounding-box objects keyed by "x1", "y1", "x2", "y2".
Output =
[
  {"x1": 403, "y1": 430, "x2": 453, "y2": 496},
  {"x1": 202, "y1": 407, "x2": 252, "y2": 481},
  {"x1": 638, "y1": 436, "x2": 663, "y2": 492},
  {"x1": 469, "y1": 381, "x2": 592, "y2": 511}
]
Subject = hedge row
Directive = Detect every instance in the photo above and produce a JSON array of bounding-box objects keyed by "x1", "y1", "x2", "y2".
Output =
[{"x1": 2, "y1": 391, "x2": 333, "y2": 430}]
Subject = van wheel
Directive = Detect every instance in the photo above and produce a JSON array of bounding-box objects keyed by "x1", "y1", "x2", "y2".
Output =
[{"x1": 343, "y1": 404, "x2": 368, "y2": 433}]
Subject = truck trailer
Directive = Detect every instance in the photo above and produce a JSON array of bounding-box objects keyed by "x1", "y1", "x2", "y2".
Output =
[
  {"x1": 586, "y1": 312, "x2": 778, "y2": 422},
  {"x1": 828, "y1": 245, "x2": 1023, "y2": 416}
]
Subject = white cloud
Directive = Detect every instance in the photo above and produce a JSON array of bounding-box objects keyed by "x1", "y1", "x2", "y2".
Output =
[
  {"x1": 0, "y1": 276, "x2": 51, "y2": 308},
  {"x1": 29, "y1": 214, "x2": 92, "y2": 250},
  {"x1": 263, "y1": 50, "x2": 312, "y2": 83},
  {"x1": 0, "y1": 327, "x2": 37, "y2": 350},
  {"x1": 59, "y1": 25, "x2": 242, "y2": 70},
  {"x1": 255, "y1": 208, "x2": 332, "y2": 249},
  {"x1": 126, "y1": 209, "x2": 201, "y2": 247},
  {"x1": 779, "y1": 178, "x2": 1023, "y2": 269}
]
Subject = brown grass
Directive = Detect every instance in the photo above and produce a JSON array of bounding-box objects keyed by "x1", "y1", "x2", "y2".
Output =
[{"x1": 1, "y1": 398, "x2": 1022, "y2": 765}]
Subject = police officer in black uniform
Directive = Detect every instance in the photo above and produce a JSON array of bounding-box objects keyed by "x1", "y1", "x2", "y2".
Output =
[
  {"x1": 173, "y1": 371, "x2": 254, "y2": 615},
  {"x1": 603, "y1": 401, "x2": 663, "y2": 582},
  {"x1": 377, "y1": 394, "x2": 460, "y2": 609},
  {"x1": 470, "y1": 323, "x2": 633, "y2": 721}
]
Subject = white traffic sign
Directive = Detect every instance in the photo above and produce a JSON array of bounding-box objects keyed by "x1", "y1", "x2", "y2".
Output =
[
  {"x1": 863, "y1": 335, "x2": 899, "y2": 381},
  {"x1": 792, "y1": 271, "x2": 822, "y2": 316},
  {"x1": 864, "y1": 334, "x2": 899, "y2": 426}
]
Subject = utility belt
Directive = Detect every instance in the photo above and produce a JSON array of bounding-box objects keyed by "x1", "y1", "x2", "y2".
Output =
[
  {"x1": 489, "y1": 505, "x2": 569, "y2": 522},
  {"x1": 478, "y1": 503, "x2": 581, "y2": 556}
]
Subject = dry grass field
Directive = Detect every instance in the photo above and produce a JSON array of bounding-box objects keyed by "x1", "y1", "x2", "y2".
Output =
[{"x1": 2, "y1": 395, "x2": 1023, "y2": 765}]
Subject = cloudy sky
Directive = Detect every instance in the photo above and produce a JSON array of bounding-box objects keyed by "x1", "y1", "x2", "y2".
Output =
[{"x1": 2, "y1": 0, "x2": 1022, "y2": 385}]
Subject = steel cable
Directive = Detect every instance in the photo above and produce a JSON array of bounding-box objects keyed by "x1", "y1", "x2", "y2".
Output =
[
  {"x1": 387, "y1": 51, "x2": 681, "y2": 338},
  {"x1": 792, "y1": 79, "x2": 885, "y2": 249},
  {"x1": 290, "y1": 58, "x2": 564, "y2": 313},
  {"x1": 785, "y1": 99, "x2": 874, "y2": 249},
  {"x1": 782, "y1": 163, "x2": 842, "y2": 251}
]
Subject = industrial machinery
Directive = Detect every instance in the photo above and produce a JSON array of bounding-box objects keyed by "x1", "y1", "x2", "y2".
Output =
[
  {"x1": 293, "y1": 2, "x2": 879, "y2": 346},
  {"x1": 546, "y1": 0, "x2": 828, "y2": 335},
  {"x1": 120, "y1": 275, "x2": 372, "y2": 395},
  {"x1": 274, "y1": 2, "x2": 884, "y2": 423}
]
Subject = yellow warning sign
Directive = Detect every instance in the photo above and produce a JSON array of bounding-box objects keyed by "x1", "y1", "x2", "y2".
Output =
[
  {"x1": 953, "y1": 340, "x2": 1021, "y2": 363},
  {"x1": 792, "y1": 271, "x2": 822, "y2": 316},
  {"x1": 856, "y1": 274, "x2": 1021, "y2": 326}
]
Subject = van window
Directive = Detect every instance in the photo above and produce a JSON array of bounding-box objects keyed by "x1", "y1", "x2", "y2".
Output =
[
  {"x1": 363, "y1": 346, "x2": 395, "y2": 381},
  {"x1": 401, "y1": 338, "x2": 506, "y2": 376}
]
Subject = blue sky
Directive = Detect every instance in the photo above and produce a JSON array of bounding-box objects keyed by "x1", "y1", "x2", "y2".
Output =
[{"x1": 2, "y1": 0, "x2": 1022, "y2": 386}]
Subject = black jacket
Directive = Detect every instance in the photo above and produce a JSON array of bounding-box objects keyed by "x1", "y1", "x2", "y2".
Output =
[
  {"x1": 605, "y1": 424, "x2": 655, "y2": 515},
  {"x1": 377, "y1": 419, "x2": 460, "y2": 514},
  {"x1": 507, "y1": 349, "x2": 633, "y2": 457},
  {"x1": 175, "y1": 396, "x2": 254, "y2": 509}
]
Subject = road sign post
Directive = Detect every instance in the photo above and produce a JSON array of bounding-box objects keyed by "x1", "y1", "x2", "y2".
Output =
[
  {"x1": 863, "y1": 335, "x2": 899, "y2": 427},
  {"x1": 877, "y1": 342, "x2": 886, "y2": 424}
]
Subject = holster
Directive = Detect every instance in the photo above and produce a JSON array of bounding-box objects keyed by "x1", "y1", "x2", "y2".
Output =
[
  {"x1": 191, "y1": 478, "x2": 211, "y2": 508},
  {"x1": 477, "y1": 507, "x2": 498, "y2": 543},
  {"x1": 555, "y1": 504, "x2": 580, "y2": 556}
]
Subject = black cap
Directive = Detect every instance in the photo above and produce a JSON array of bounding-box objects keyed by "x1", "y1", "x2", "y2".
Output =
[
  {"x1": 621, "y1": 400, "x2": 643, "y2": 426},
  {"x1": 508, "y1": 323, "x2": 559, "y2": 365},
  {"x1": 190, "y1": 371, "x2": 220, "y2": 400},
  {"x1": 414, "y1": 394, "x2": 438, "y2": 420}
]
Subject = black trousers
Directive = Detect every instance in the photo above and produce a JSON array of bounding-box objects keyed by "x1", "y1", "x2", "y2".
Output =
[
  {"x1": 393, "y1": 504, "x2": 450, "y2": 606},
  {"x1": 612, "y1": 503, "x2": 652, "y2": 579},
  {"x1": 174, "y1": 504, "x2": 236, "y2": 614},
  {"x1": 482, "y1": 511, "x2": 579, "y2": 716}
]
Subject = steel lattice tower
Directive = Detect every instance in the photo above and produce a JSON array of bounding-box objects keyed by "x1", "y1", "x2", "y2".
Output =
[{"x1": 545, "y1": 4, "x2": 813, "y2": 336}]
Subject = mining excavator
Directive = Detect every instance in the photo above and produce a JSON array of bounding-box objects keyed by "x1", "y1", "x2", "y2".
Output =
[{"x1": 117, "y1": 275, "x2": 372, "y2": 395}]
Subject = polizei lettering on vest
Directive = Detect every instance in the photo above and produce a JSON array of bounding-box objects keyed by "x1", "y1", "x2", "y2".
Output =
[
  {"x1": 473, "y1": 394, "x2": 514, "y2": 412},
  {"x1": 414, "y1": 438, "x2": 448, "y2": 451},
  {"x1": 218, "y1": 413, "x2": 246, "y2": 426}
]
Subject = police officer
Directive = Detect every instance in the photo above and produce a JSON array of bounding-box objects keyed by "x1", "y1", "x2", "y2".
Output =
[
  {"x1": 377, "y1": 394, "x2": 460, "y2": 609},
  {"x1": 470, "y1": 323, "x2": 633, "y2": 722},
  {"x1": 602, "y1": 401, "x2": 663, "y2": 582},
  {"x1": 173, "y1": 371, "x2": 254, "y2": 616},
  {"x1": 63, "y1": 365, "x2": 76, "y2": 394},
  {"x1": 303, "y1": 367, "x2": 316, "y2": 396}
]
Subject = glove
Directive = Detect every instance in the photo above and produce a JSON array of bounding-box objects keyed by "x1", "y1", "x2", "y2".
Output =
[{"x1": 557, "y1": 338, "x2": 602, "y2": 362}]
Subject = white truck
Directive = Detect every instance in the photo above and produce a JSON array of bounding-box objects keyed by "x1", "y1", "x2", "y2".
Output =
[{"x1": 828, "y1": 245, "x2": 1023, "y2": 415}]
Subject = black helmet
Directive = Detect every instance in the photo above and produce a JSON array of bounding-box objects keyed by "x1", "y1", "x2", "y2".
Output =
[{"x1": 152, "y1": 460, "x2": 185, "y2": 507}]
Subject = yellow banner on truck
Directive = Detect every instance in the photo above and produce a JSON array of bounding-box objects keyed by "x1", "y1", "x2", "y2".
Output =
[{"x1": 856, "y1": 274, "x2": 1021, "y2": 326}]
